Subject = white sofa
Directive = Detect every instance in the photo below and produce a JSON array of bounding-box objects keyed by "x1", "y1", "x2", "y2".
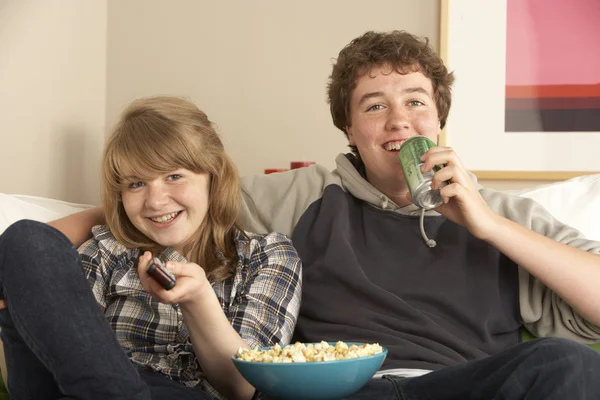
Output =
[{"x1": 0, "y1": 174, "x2": 599, "y2": 393}]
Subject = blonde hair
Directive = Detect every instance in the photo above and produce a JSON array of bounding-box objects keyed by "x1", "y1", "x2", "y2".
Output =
[{"x1": 102, "y1": 96, "x2": 241, "y2": 282}]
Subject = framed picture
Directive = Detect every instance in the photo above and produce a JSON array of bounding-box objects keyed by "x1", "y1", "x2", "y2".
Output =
[{"x1": 439, "y1": 0, "x2": 600, "y2": 180}]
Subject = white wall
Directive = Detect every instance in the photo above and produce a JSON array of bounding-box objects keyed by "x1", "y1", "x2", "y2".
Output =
[
  {"x1": 106, "y1": 0, "x2": 440, "y2": 176},
  {"x1": 2, "y1": 1, "x2": 539, "y2": 201},
  {"x1": 0, "y1": 0, "x2": 107, "y2": 204}
]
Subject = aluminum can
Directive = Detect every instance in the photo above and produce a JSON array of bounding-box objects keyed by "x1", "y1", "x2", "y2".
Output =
[{"x1": 398, "y1": 136, "x2": 446, "y2": 209}]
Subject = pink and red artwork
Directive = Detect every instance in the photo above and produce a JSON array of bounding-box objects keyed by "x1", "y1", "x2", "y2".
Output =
[{"x1": 505, "y1": 0, "x2": 600, "y2": 132}]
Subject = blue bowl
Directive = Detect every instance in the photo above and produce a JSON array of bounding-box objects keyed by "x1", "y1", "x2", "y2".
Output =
[{"x1": 232, "y1": 342, "x2": 387, "y2": 400}]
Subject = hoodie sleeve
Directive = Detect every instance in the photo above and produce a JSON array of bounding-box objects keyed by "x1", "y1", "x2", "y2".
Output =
[
  {"x1": 238, "y1": 164, "x2": 341, "y2": 236},
  {"x1": 481, "y1": 188, "x2": 600, "y2": 342}
]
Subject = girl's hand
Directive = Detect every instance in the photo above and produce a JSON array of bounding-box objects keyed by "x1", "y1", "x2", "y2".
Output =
[
  {"x1": 420, "y1": 146, "x2": 500, "y2": 240},
  {"x1": 136, "y1": 251, "x2": 212, "y2": 307}
]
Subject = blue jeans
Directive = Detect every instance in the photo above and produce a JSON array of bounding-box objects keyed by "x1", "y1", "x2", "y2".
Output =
[
  {"x1": 0, "y1": 220, "x2": 211, "y2": 400},
  {"x1": 345, "y1": 337, "x2": 600, "y2": 399}
]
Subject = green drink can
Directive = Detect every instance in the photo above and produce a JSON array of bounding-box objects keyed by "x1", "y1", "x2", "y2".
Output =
[{"x1": 398, "y1": 136, "x2": 446, "y2": 209}]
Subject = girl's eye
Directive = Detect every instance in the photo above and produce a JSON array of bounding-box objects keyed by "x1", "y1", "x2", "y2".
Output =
[
  {"x1": 168, "y1": 174, "x2": 182, "y2": 181},
  {"x1": 129, "y1": 181, "x2": 144, "y2": 189},
  {"x1": 366, "y1": 104, "x2": 384, "y2": 112}
]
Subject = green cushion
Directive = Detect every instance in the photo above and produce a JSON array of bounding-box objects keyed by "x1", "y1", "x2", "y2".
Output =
[
  {"x1": 521, "y1": 328, "x2": 600, "y2": 352},
  {"x1": 0, "y1": 371, "x2": 7, "y2": 400}
]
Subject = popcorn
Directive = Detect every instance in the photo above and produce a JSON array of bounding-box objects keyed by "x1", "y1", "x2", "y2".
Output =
[{"x1": 236, "y1": 341, "x2": 383, "y2": 363}]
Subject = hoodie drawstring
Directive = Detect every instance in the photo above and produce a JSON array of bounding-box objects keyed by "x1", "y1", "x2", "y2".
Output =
[{"x1": 419, "y1": 208, "x2": 437, "y2": 248}]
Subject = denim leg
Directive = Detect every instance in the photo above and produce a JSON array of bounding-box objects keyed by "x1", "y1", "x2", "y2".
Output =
[
  {"x1": 377, "y1": 337, "x2": 600, "y2": 400},
  {"x1": 0, "y1": 307, "x2": 61, "y2": 398},
  {"x1": 342, "y1": 376, "x2": 403, "y2": 399},
  {"x1": 0, "y1": 220, "x2": 151, "y2": 400},
  {"x1": 137, "y1": 369, "x2": 213, "y2": 400}
]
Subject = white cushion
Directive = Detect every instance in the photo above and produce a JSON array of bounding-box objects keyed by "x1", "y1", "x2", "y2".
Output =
[
  {"x1": 1, "y1": 174, "x2": 599, "y2": 241},
  {"x1": 510, "y1": 174, "x2": 600, "y2": 241},
  {"x1": 0, "y1": 193, "x2": 92, "y2": 235}
]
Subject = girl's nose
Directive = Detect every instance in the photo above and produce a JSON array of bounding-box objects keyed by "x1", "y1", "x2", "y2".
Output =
[{"x1": 145, "y1": 185, "x2": 169, "y2": 210}]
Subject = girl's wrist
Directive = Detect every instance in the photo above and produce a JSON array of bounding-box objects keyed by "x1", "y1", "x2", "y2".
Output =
[{"x1": 179, "y1": 281, "x2": 216, "y2": 312}]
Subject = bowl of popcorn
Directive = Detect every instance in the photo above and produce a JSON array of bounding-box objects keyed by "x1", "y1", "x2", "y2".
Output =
[{"x1": 232, "y1": 341, "x2": 387, "y2": 400}]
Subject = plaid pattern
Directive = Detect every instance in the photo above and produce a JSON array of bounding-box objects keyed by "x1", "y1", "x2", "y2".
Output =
[{"x1": 78, "y1": 225, "x2": 302, "y2": 398}]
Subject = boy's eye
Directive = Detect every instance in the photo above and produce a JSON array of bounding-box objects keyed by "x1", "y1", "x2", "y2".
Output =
[
  {"x1": 408, "y1": 100, "x2": 425, "y2": 106},
  {"x1": 168, "y1": 174, "x2": 182, "y2": 181},
  {"x1": 366, "y1": 104, "x2": 384, "y2": 111}
]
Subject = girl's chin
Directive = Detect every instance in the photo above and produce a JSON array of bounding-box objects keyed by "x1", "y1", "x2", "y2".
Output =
[{"x1": 152, "y1": 236, "x2": 189, "y2": 251}]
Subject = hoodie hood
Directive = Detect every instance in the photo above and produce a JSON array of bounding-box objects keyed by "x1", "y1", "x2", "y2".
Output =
[{"x1": 333, "y1": 153, "x2": 482, "y2": 216}]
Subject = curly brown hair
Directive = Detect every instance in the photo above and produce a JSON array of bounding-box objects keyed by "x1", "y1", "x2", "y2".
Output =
[{"x1": 327, "y1": 30, "x2": 455, "y2": 155}]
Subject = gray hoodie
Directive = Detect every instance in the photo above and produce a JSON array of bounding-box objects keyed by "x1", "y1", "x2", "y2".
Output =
[{"x1": 239, "y1": 153, "x2": 600, "y2": 370}]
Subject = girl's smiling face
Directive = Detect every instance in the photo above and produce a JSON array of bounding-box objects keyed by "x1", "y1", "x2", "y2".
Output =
[{"x1": 120, "y1": 168, "x2": 210, "y2": 254}]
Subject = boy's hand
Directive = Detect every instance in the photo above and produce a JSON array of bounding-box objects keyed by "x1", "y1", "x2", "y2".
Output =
[{"x1": 420, "y1": 146, "x2": 500, "y2": 240}]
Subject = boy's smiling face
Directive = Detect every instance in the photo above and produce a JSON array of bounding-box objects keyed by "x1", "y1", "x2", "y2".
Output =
[{"x1": 346, "y1": 65, "x2": 441, "y2": 189}]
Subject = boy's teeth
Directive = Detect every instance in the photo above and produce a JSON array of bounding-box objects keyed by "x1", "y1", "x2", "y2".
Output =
[
  {"x1": 384, "y1": 142, "x2": 403, "y2": 151},
  {"x1": 151, "y1": 212, "x2": 179, "y2": 223}
]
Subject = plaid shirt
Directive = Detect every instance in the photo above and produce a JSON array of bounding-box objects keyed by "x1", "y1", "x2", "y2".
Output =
[{"x1": 78, "y1": 225, "x2": 302, "y2": 398}]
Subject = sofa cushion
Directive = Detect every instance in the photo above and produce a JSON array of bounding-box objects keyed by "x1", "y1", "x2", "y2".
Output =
[
  {"x1": 507, "y1": 174, "x2": 600, "y2": 241},
  {"x1": 0, "y1": 193, "x2": 92, "y2": 235},
  {"x1": 1, "y1": 174, "x2": 599, "y2": 239}
]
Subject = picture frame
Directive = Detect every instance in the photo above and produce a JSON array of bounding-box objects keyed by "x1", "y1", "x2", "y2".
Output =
[{"x1": 439, "y1": 0, "x2": 600, "y2": 180}]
